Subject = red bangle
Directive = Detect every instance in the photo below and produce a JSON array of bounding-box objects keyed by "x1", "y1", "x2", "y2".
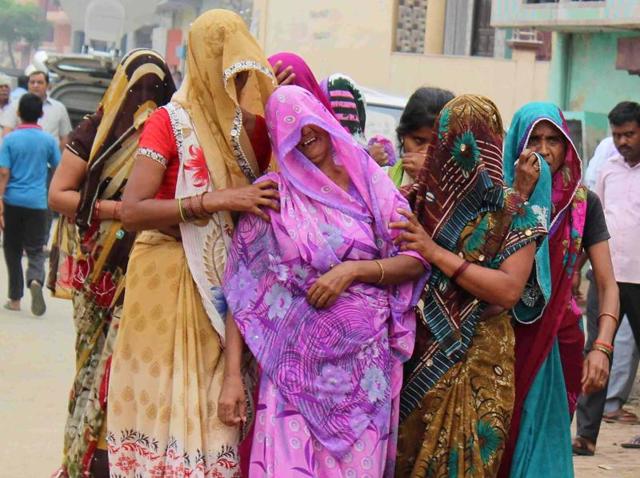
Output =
[
  {"x1": 593, "y1": 340, "x2": 613, "y2": 352},
  {"x1": 94, "y1": 199, "x2": 101, "y2": 220},
  {"x1": 451, "y1": 260, "x2": 471, "y2": 283}
]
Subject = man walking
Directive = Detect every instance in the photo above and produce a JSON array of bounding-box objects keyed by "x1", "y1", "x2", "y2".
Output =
[
  {"x1": 1, "y1": 70, "x2": 72, "y2": 245},
  {"x1": 1, "y1": 70, "x2": 71, "y2": 147},
  {"x1": 0, "y1": 93, "x2": 60, "y2": 315},
  {"x1": 574, "y1": 101, "x2": 640, "y2": 454}
]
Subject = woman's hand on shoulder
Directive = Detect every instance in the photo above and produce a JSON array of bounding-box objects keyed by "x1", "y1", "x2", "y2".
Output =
[
  {"x1": 513, "y1": 148, "x2": 540, "y2": 199},
  {"x1": 307, "y1": 261, "x2": 358, "y2": 309},
  {"x1": 218, "y1": 373, "x2": 247, "y2": 427},
  {"x1": 389, "y1": 208, "x2": 438, "y2": 263},
  {"x1": 205, "y1": 180, "x2": 280, "y2": 221}
]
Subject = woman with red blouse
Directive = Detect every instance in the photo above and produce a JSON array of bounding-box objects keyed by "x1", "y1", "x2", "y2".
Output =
[{"x1": 106, "y1": 11, "x2": 277, "y2": 477}]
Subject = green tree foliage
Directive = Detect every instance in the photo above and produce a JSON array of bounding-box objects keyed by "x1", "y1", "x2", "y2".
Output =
[{"x1": 0, "y1": 0, "x2": 50, "y2": 68}]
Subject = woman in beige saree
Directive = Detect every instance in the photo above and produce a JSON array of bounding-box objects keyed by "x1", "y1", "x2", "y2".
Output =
[{"x1": 106, "y1": 10, "x2": 277, "y2": 477}]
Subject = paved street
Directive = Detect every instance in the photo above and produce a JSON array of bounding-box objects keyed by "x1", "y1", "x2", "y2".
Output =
[
  {"x1": 0, "y1": 254, "x2": 75, "y2": 477},
  {"x1": 1, "y1": 253, "x2": 640, "y2": 477}
]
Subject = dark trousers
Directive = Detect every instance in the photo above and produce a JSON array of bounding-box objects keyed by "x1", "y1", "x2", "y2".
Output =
[
  {"x1": 576, "y1": 276, "x2": 640, "y2": 443},
  {"x1": 2, "y1": 203, "x2": 48, "y2": 300}
]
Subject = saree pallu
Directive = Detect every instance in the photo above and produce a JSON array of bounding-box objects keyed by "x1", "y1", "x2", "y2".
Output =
[
  {"x1": 396, "y1": 311, "x2": 514, "y2": 478},
  {"x1": 107, "y1": 231, "x2": 241, "y2": 477}
]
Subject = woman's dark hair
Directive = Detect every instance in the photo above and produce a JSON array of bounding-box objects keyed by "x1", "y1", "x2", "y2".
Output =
[
  {"x1": 608, "y1": 101, "x2": 640, "y2": 127},
  {"x1": 18, "y1": 93, "x2": 43, "y2": 123},
  {"x1": 396, "y1": 87, "x2": 455, "y2": 145}
]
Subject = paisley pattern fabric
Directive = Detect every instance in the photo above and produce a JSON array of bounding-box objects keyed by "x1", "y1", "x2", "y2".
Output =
[
  {"x1": 400, "y1": 95, "x2": 545, "y2": 422},
  {"x1": 396, "y1": 95, "x2": 545, "y2": 477},
  {"x1": 396, "y1": 312, "x2": 515, "y2": 478}
]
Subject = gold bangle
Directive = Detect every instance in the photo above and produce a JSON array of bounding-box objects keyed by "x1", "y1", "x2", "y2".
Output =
[
  {"x1": 374, "y1": 259, "x2": 385, "y2": 285},
  {"x1": 598, "y1": 312, "x2": 619, "y2": 326},
  {"x1": 591, "y1": 344, "x2": 612, "y2": 361},
  {"x1": 177, "y1": 198, "x2": 187, "y2": 223}
]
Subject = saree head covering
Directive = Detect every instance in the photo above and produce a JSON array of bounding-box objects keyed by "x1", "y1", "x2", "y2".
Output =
[
  {"x1": 400, "y1": 95, "x2": 546, "y2": 420},
  {"x1": 268, "y1": 51, "x2": 335, "y2": 114},
  {"x1": 500, "y1": 102, "x2": 586, "y2": 477},
  {"x1": 224, "y1": 85, "x2": 424, "y2": 458},
  {"x1": 320, "y1": 73, "x2": 367, "y2": 141},
  {"x1": 78, "y1": 48, "x2": 176, "y2": 230},
  {"x1": 52, "y1": 49, "x2": 175, "y2": 478},
  {"x1": 48, "y1": 48, "x2": 175, "y2": 297},
  {"x1": 166, "y1": 10, "x2": 275, "y2": 340},
  {"x1": 173, "y1": 9, "x2": 275, "y2": 189}
]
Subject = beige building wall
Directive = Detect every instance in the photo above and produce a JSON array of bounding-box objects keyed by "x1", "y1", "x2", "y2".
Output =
[{"x1": 251, "y1": 0, "x2": 549, "y2": 124}]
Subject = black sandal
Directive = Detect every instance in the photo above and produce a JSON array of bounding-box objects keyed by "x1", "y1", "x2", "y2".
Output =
[{"x1": 621, "y1": 435, "x2": 640, "y2": 449}]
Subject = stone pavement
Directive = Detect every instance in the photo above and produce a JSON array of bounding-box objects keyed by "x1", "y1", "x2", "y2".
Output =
[{"x1": 1, "y1": 254, "x2": 640, "y2": 477}]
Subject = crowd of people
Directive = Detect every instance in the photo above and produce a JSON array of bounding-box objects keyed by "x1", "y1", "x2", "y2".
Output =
[{"x1": 0, "y1": 8, "x2": 638, "y2": 478}]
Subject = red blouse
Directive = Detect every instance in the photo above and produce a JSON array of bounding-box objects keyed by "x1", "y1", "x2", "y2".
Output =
[{"x1": 138, "y1": 108, "x2": 272, "y2": 200}]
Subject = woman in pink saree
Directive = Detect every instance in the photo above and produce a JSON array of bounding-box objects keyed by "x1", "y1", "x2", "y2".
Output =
[{"x1": 220, "y1": 85, "x2": 428, "y2": 477}]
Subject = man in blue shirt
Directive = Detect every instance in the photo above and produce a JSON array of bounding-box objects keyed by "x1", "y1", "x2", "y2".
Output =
[{"x1": 0, "y1": 93, "x2": 60, "y2": 315}]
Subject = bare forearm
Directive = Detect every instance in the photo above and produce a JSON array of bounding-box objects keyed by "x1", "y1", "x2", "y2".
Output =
[
  {"x1": 224, "y1": 315, "x2": 245, "y2": 378},
  {"x1": 588, "y1": 241, "x2": 620, "y2": 345},
  {"x1": 595, "y1": 281, "x2": 619, "y2": 344},
  {"x1": 430, "y1": 244, "x2": 533, "y2": 309},
  {"x1": 352, "y1": 255, "x2": 425, "y2": 285},
  {"x1": 49, "y1": 189, "x2": 80, "y2": 218},
  {"x1": 121, "y1": 189, "x2": 235, "y2": 231},
  {"x1": 121, "y1": 197, "x2": 182, "y2": 231}
]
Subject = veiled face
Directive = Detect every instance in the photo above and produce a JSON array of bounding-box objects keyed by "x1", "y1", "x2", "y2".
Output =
[
  {"x1": 297, "y1": 124, "x2": 332, "y2": 166},
  {"x1": 234, "y1": 71, "x2": 249, "y2": 96}
]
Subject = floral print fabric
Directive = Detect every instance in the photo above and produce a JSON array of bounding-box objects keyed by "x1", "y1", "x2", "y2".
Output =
[
  {"x1": 248, "y1": 364, "x2": 403, "y2": 477},
  {"x1": 224, "y1": 85, "x2": 426, "y2": 463}
]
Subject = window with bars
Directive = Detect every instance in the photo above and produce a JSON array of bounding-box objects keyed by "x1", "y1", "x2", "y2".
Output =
[
  {"x1": 471, "y1": 0, "x2": 495, "y2": 57},
  {"x1": 394, "y1": 0, "x2": 428, "y2": 53}
]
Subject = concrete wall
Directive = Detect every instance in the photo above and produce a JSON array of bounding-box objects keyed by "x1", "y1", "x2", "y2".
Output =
[
  {"x1": 566, "y1": 31, "x2": 640, "y2": 114},
  {"x1": 253, "y1": 0, "x2": 549, "y2": 125},
  {"x1": 492, "y1": 0, "x2": 640, "y2": 29}
]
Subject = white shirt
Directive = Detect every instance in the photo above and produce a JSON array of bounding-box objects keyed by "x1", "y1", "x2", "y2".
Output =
[
  {"x1": 595, "y1": 154, "x2": 640, "y2": 284},
  {"x1": 584, "y1": 137, "x2": 618, "y2": 190},
  {"x1": 1, "y1": 95, "x2": 72, "y2": 143}
]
